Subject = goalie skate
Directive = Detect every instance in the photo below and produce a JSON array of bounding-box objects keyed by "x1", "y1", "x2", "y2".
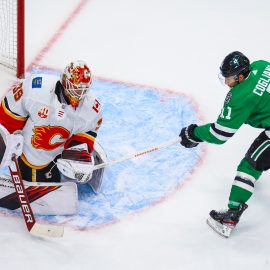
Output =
[{"x1": 206, "y1": 216, "x2": 234, "y2": 238}]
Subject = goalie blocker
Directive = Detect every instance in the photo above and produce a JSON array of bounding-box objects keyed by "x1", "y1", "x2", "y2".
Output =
[
  {"x1": 0, "y1": 141, "x2": 107, "y2": 215},
  {"x1": 0, "y1": 124, "x2": 23, "y2": 168}
]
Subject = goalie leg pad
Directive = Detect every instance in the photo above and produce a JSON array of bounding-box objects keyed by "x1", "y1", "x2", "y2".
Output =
[
  {"x1": 0, "y1": 174, "x2": 77, "y2": 215},
  {"x1": 88, "y1": 141, "x2": 108, "y2": 193}
]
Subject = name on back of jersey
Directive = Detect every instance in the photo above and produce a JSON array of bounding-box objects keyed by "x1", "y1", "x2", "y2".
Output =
[{"x1": 253, "y1": 65, "x2": 270, "y2": 96}]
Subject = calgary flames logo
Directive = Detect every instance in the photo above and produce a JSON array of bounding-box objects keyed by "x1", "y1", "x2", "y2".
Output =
[{"x1": 32, "y1": 126, "x2": 70, "y2": 151}]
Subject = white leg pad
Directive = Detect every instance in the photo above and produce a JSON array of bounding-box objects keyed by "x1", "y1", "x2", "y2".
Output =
[{"x1": 0, "y1": 174, "x2": 77, "y2": 215}]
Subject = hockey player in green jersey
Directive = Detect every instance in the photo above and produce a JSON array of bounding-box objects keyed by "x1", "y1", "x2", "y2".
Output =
[{"x1": 179, "y1": 51, "x2": 270, "y2": 237}]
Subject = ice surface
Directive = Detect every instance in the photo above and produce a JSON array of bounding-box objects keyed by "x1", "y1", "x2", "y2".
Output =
[{"x1": 0, "y1": 0, "x2": 270, "y2": 269}]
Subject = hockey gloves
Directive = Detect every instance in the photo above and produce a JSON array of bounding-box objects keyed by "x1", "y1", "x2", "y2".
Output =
[
  {"x1": 179, "y1": 124, "x2": 202, "y2": 148},
  {"x1": 0, "y1": 124, "x2": 23, "y2": 168},
  {"x1": 57, "y1": 144, "x2": 94, "y2": 184}
]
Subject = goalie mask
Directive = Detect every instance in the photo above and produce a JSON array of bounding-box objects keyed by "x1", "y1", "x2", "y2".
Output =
[{"x1": 61, "y1": 60, "x2": 92, "y2": 108}]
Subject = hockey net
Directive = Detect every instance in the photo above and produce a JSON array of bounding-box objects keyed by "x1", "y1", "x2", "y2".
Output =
[{"x1": 0, "y1": 0, "x2": 24, "y2": 78}]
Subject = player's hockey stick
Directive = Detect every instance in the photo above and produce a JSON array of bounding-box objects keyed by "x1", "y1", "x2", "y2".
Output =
[
  {"x1": 93, "y1": 137, "x2": 181, "y2": 171},
  {"x1": 8, "y1": 156, "x2": 64, "y2": 238}
]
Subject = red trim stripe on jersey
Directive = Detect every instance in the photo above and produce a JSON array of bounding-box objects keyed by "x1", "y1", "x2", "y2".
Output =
[
  {"x1": 0, "y1": 99, "x2": 27, "y2": 133},
  {"x1": 64, "y1": 133, "x2": 95, "y2": 153}
]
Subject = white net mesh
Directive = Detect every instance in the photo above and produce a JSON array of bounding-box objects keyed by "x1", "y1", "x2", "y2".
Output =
[{"x1": 0, "y1": 0, "x2": 17, "y2": 72}]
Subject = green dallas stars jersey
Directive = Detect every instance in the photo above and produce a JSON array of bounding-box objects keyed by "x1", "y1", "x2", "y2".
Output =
[{"x1": 194, "y1": 60, "x2": 270, "y2": 144}]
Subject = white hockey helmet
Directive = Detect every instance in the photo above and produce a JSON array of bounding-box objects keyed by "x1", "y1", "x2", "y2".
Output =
[{"x1": 61, "y1": 60, "x2": 92, "y2": 108}]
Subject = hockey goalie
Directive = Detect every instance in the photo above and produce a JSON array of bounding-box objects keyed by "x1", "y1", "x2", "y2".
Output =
[{"x1": 0, "y1": 60, "x2": 107, "y2": 215}]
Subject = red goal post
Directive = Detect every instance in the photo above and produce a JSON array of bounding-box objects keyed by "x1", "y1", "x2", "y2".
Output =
[{"x1": 0, "y1": 0, "x2": 24, "y2": 78}]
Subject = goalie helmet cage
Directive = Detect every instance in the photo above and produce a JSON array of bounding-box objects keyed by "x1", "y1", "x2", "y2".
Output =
[{"x1": 0, "y1": 0, "x2": 25, "y2": 78}]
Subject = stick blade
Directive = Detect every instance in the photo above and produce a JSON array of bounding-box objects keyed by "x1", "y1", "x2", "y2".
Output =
[{"x1": 30, "y1": 223, "x2": 64, "y2": 238}]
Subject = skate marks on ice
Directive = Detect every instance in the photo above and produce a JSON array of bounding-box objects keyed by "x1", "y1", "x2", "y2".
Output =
[{"x1": 0, "y1": 73, "x2": 204, "y2": 230}]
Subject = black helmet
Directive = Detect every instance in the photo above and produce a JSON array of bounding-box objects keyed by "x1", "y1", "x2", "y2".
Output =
[{"x1": 220, "y1": 51, "x2": 250, "y2": 77}]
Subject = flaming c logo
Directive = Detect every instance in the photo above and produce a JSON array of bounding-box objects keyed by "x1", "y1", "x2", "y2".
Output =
[{"x1": 32, "y1": 126, "x2": 70, "y2": 151}]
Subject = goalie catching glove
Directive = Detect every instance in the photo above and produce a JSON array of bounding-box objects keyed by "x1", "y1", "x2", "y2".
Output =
[
  {"x1": 57, "y1": 144, "x2": 94, "y2": 184},
  {"x1": 0, "y1": 124, "x2": 24, "y2": 168}
]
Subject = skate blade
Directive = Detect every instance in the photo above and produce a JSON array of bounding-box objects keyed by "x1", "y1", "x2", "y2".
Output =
[{"x1": 206, "y1": 216, "x2": 234, "y2": 238}]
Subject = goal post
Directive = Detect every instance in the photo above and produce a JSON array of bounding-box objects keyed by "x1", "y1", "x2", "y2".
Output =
[
  {"x1": 0, "y1": 0, "x2": 25, "y2": 78},
  {"x1": 17, "y1": 0, "x2": 25, "y2": 78}
]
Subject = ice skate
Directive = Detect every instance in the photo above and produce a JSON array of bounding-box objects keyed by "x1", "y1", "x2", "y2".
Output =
[{"x1": 206, "y1": 203, "x2": 248, "y2": 238}]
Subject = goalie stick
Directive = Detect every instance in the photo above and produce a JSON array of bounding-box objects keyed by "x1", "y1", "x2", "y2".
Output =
[
  {"x1": 93, "y1": 137, "x2": 181, "y2": 171},
  {"x1": 8, "y1": 157, "x2": 64, "y2": 238}
]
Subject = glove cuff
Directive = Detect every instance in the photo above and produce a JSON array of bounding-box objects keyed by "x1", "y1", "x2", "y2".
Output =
[{"x1": 186, "y1": 124, "x2": 203, "y2": 143}]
